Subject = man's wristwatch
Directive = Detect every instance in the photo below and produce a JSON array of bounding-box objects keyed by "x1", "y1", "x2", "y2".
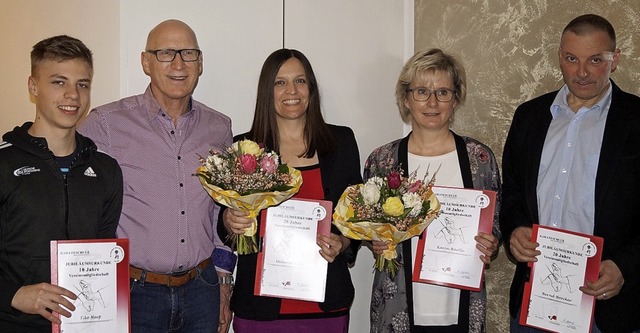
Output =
[{"x1": 219, "y1": 275, "x2": 234, "y2": 286}]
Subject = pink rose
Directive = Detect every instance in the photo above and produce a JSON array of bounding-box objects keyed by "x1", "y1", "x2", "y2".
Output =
[
  {"x1": 387, "y1": 171, "x2": 401, "y2": 190},
  {"x1": 239, "y1": 154, "x2": 257, "y2": 174},
  {"x1": 407, "y1": 180, "x2": 423, "y2": 193},
  {"x1": 260, "y1": 155, "x2": 277, "y2": 174}
]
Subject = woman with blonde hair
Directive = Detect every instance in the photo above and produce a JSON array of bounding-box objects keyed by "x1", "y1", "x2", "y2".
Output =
[{"x1": 367, "y1": 48, "x2": 501, "y2": 333}]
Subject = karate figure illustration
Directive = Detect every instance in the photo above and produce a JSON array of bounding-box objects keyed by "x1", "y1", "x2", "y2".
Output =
[
  {"x1": 273, "y1": 229, "x2": 294, "y2": 258},
  {"x1": 541, "y1": 263, "x2": 574, "y2": 293},
  {"x1": 75, "y1": 280, "x2": 108, "y2": 311},
  {"x1": 435, "y1": 217, "x2": 466, "y2": 244}
]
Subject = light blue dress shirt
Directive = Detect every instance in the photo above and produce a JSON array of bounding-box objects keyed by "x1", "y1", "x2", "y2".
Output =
[{"x1": 537, "y1": 84, "x2": 612, "y2": 234}]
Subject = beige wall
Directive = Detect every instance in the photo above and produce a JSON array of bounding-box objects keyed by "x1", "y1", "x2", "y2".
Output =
[
  {"x1": 414, "y1": 1, "x2": 640, "y2": 331},
  {"x1": 0, "y1": 1, "x2": 120, "y2": 135}
]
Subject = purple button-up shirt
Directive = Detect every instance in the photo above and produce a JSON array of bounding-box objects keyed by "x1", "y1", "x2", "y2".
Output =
[{"x1": 78, "y1": 86, "x2": 233, "y2": 273}]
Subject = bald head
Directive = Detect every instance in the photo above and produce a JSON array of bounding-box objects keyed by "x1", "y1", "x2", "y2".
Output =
[
  {"x1": 145, "y1": 19, "x2": 199, "y2": 51},
  {"x1": 141, "y1": 19, "x2": 203, "y2": 114}
]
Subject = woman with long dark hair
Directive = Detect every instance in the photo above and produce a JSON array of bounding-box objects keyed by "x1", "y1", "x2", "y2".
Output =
[{"x1": 220, "y1": 49, "x2": 362, "y2": 333}]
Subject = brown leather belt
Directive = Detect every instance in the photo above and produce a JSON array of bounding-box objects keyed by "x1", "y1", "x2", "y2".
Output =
[{"x1": 130, "y1": 258, "x2": 212, "y2": 287}]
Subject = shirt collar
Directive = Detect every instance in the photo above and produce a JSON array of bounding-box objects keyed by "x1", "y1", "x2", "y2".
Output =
[
  {"x1": 550, "y1": 82, "x2": 613, "y2": 119},
  {"x1": 142, "y1": 85, "x2": 195, "y2": 121}
]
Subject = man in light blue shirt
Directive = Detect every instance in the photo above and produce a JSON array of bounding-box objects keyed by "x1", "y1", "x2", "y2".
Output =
[{"x1": 501, "y1": 14, "x2": 640, "y2": 332}]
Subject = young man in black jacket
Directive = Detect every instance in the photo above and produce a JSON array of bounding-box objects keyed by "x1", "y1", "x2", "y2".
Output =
[{"x1": 0, "y1": 35, "x2": 123, "y2": 332}]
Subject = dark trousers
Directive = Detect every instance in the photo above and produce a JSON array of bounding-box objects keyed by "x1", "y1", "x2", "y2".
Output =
[{"x1": 129, "y1": 263, "x2": 220, "y2": 333}]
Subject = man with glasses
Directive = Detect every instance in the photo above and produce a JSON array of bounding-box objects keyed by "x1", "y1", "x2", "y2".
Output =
[
  {"x1": 501, "y1": 14, "x2": 640, "y2": 332},
  {"x1": 79, "y1": 20, "x2": 235, "y2": 333}
]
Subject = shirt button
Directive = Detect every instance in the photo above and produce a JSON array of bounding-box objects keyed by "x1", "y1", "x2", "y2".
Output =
[
  {"x1": 555, "y1": 195, "x2": 561, "y2": 200},
  {"x1": 567, "y1": 142, "x2": 572, "y2": 147},
  {"x1": 171, "y1": 130, "x2": 175, "y2": 134},
  {"x1": 179, "y1": 183, "x2": 184, "y2": 187},
  {"x1": 177, "y1": 156, "x2": 181, "y2": 160},
  {"x1": 181, "y1": 211, "x2": 185, "y2": 215},
  {"x1": 181, "y1": 239, "x2": 185, "y2": 243},
  {"x1": 561, "y1": 168, "x2": 567, "y2": 173}
]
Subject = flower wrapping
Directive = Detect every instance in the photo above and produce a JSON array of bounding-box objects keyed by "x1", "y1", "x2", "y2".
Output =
[
  {"x1": 196, "y1": 140, "x2": 302, "y2": 254},
  {"x1": 332, "y1": 170, "x2": 440, "y2": 277}
]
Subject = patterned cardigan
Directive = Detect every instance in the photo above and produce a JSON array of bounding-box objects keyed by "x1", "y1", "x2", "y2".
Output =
[{"x1": 364, "y1": 131, "x2": 501, "y2": 333}]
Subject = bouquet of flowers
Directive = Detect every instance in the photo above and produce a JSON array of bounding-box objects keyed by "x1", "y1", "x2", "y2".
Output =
[
  {"x1": 333, "y1": 168, "x2": 440, "y2": 277},
  {"x1": 196, "y1": 139, "x2": 302, "y2": 255}
]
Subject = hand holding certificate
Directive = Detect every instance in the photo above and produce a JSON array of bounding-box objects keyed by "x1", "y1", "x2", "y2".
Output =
[
  {"x1": 254, "y1": 198, "x2": 332, "y2": 302},
  {"x1": 412, "y1": 186, "x2": 496, "y2": 291},
  {"x1": 520, "y1": 225, "x2": 603, "y2": 333},
  {"x1": 51, "y1": 239, "x2": 130, "y2": 333}
]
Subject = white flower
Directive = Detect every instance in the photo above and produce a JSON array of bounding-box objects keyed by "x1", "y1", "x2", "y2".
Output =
[
  {"x1": 361, "y1": 179, "x2": 382, "y2": 205},
  {"x1": 368, "y1": 176, "x2": 385, "y2": 187},
  {"x1": 402, "y1": 192, "x2": 423, "y2": 217},
  {"x1": 265, "y1": 152, "x2": 280, "y2": 166},
  {"x1": 206, "y1": 155, "x2": 226, "y2": 170}
]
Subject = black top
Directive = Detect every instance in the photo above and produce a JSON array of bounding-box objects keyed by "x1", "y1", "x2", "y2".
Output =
[{"x1": 0, "y1": 122, "x2": 123, "y2": 330}]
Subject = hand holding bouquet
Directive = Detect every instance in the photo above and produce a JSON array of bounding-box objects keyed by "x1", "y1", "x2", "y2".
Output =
[
  {"x1": 333, "y1": 168, "x2": 440, "y2": 277},
  {"x1": 197, "y1": 139, "x2": 302, "y2": 254}
]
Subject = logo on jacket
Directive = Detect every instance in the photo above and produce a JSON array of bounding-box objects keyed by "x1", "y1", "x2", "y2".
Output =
[
  {"x1": 13, "y1": 166, "x2": 41, "y2": 176},
  {"x1": 84, "y1": 167, "x2": 97, "y2": 178}
]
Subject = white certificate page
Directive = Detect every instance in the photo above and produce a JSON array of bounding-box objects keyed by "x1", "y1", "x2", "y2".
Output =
[
  {"x1": 526, "y1": 227, "x2": 597, "y2": 332},
  {"x1": 418, "y1": 187, "x2": 486, "y2": 289},
  {"x1": 56, "y1": 242, "x2": 118, "y2": 333},
  {"x1": 259, "y1": 199, "x2": 328, "y2": 302}
]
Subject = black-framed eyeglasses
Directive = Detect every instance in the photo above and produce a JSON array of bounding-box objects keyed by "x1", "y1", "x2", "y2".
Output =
[
  {"x1": 146, "y1": 49, "x2": 201, "y2": 62},
  {"x1": 407, "y1": 87, "x2": 457, "y2": 102}
]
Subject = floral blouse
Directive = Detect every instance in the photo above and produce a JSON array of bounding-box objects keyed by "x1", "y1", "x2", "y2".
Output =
[{"x1": 365, "y1": 132, "x2": 501, "y2": 333}]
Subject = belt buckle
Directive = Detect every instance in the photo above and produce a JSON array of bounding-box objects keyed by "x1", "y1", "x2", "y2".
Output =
[
  {"x1": 170, "y1": 269, "x2": 190, "y2": 277},
  {"x1": 167, "y1": 269, "x2": 191, "y2": 287}
]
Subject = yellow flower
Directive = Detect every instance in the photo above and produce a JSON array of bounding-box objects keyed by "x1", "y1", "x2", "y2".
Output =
[
  {"x1": 382, "y1": 196, "x2": 404, "y2": 216},
  {"x1": 238, "y1": 139, "x2": 262, "y2": 156}
]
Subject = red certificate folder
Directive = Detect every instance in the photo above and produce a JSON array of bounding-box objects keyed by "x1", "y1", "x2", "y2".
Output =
[
  {"x1": 412, "y1": 187, "x2": 496, "y2": 291},
  {"x1": 254, "y1": 198, "x2": 332, "y2": 302},
  {"x1": 520, "y1": 225, "x2": 603, "y2": 333},
  {"x1": 51, "y1": 238, "x2": 130, "y2": 333}
]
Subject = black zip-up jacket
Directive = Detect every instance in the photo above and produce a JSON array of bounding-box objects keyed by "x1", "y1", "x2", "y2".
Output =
[{"x1": 0, "y1": 122, "x2": 123, "y2": 331}]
